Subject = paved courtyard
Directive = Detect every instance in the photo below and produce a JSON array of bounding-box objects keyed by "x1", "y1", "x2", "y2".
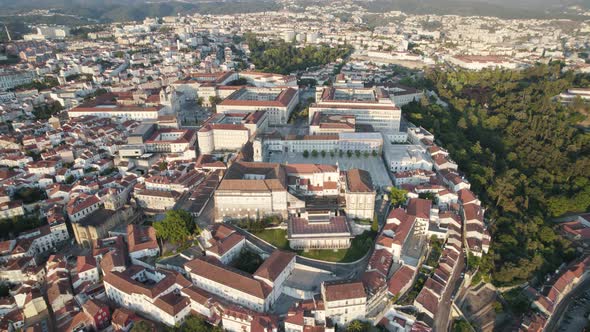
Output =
[
  {"x1": 266, "y1": 151, "x2": 392, "y2": 189},
  {"x1": 283, "y1": 267, "x2": 338, "y2": 292}
]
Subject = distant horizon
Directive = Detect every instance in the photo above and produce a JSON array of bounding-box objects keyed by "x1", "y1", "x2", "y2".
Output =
[{"x1": 0, "y1": 0, "x2": 589, "y2": 25}]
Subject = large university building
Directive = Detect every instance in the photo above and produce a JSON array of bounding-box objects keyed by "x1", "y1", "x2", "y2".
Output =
[
  {"x1": 184, "y1": 250, "x2": 296, "y2": 312},
  {"x1": 197, "y1": 111, "x2": 268, "y2": 154},
  {"x1": 309, "y1": 87, "x2": 401, "y2": 132},
  {"x1": 216, "y1": 87, "x2": 299, "y2": 125},
  {"x1": 288, "y1": 215, "x2": 353, "y2": 250},
  {"x1": 253, "y1": 132, "x2": 383, "y2": 162},
  {"x1": 214, "y1": 161, "x2": 290, "y2": 221}
]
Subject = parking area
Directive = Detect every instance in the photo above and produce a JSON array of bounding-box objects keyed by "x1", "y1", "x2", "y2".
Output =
[{"x1": 266, "y1": 151, "x2": 392, "y2": 189}]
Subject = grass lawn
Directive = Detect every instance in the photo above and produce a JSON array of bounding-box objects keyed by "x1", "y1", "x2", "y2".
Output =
[
  {"x1": 298, "y1": 231, "x2": 376, "y2": 263},
  {"x1": 253, "y1": 229, "x2": 290, "y2": 250}
]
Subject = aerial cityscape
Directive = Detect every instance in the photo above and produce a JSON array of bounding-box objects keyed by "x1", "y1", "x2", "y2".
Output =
[{"x1": 0, "y1": 0, "x2": 590, "y2": 331}]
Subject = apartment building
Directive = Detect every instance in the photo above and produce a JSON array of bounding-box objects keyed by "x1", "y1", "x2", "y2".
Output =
[
  {"x1": 343, "y1": 169, "x2": 376, "y2": 220},
  {"x1": 321, "y1": 281, "x2": 366, "y2": 326}
]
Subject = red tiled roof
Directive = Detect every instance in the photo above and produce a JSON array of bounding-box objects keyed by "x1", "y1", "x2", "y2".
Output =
[
  {"x1": 207, "y1": 232, "x2": 245, "y2": 256},
  {"x1": 127, "y1": 224, "x2": 158, "y2": 253},
  {"x1": 77, "y1": 255, "x2": 97, "y2": 273},
  {"x1": 407, "y1": 198, "x2": 431, "y2": 219},
  {"x1": 289, "y1": 216, "x2": 351, "y2": 236},
  {"x1": 367, "y1": 249, "x2": 393, "y2": 277},
  {"x1": 184, "y1": 257, "x2": 272, "y2": 300},
  {"x1": 346, "y1": 169, "x2": 374, "y2": 192},
  {"x1": 415, "y1": 288, "x2": 439, "y2": 316},
  {"x1": 254, "y1": 250, "x2": 295, "y2": 283},
  {"x1": 323, "y1": 280, "x2": 366, "y2": 302},
  {"x1": 388, "y1": 265, "x2": 416, "y2": 296},
  {"x1": 361, "y1": 270, "x2": 386, "y2": 294}
]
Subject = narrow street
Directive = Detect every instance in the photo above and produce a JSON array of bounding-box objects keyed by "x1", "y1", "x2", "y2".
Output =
[
  {"x1": 434, "y1": 251, "x2": 466, "y2": 331},
  {"x1": 545, "y1": 276, "x2": 590, "y2": 331}
]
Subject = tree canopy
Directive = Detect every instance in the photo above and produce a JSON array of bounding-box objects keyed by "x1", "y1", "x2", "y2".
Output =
[
  {"x1": 167, "y1": 315, "x2": 223, "y2": 332},
  {"x1": 130, "y1": 321, "x2": 154, "y2": 332},
  {"x1": 153, "y1": 210, "x2": 196, "y2": 244},
  {"x1": 389, "y1": 187, "x2": 408, "y2": 207},
  {"x1": 404, "y1": 63, "x2": 590, "y2": 285},
  {"x1": 244, "y1": 33, "x2": 353, "y2": 75}
]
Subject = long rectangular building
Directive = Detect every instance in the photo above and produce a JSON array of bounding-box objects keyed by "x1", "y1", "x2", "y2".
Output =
[
  {"x1": 310, "y1": 87, "x2": 401, "y2": 132},
  {"x1": 253, "y1": 132, "x2": 383, "y2": 162},
  {"x1": 184, "y1": 251, "x2": 296, "y2": 313}
]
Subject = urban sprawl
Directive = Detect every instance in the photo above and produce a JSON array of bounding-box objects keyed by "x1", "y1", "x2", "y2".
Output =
[{"x1": 0, "y1": 3, "x2": 590, "y2": 332}]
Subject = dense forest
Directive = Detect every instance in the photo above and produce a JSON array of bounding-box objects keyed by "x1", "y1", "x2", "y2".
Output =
[
  {"x1": 244, "y1": 33, "x2": 353, "y2": 75},
  {"x1": 403, "y1": 64, "x2": 590, "y2": 285}
]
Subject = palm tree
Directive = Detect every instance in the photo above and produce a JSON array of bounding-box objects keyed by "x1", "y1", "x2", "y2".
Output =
[{"x1": 347, "y1": 320, "x2": 365, "y2": 332}]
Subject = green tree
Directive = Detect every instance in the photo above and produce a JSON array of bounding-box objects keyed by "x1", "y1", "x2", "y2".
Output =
[
  {"x1": 311, "y1": 150, "x2": 318, "y2": 157},
  {"x1": 243, "y1": 33, "x2": 353, "y2": 75},
  {"x1": 131, "y1": 321, "x2": 153, "y2": 332},
  {"x1": 65, "y1": 175, "x2": 75, "y2": 184},
  {"x1": 13, "y1": 187, "x2": 45, "y2": 204},
  {"x1": 321, "y1": 150, "x2": 326, "y2": 157},
  {"x1": 371, "y1": 216, "x2": 379, "y2": 232},
  {"x1": 208, "y1": 96, "x2": 223, "y2": 111},
  {"x1": 346, "y1": 320, "x2": 369, "y2": 332},
  {"x1": 158, "y1": 161, "x2": 168, "y2": 171},
  {"x1": 539, "y1": 226, "x2": 556, "y2": 244},
  {"x1": 0, "y1": 284, "x2": 9, "y2": 297},
  {"x1": 303, "y1": 150, "x2": 309, "y2": 158},
  {"x1": 467, "y1": 253, "x2": 481, "y2": 271},
  {"x1": 389, "y1": 187, "x2": 407, "y2": 206},
  {"x1": 403, "y1": 64, "x2": 590, "y2": 286},
  {"x1": 179, "y1": 315, "x2": 222, "y2": 332},
  {"x1": 153, "y1": 210, "x2": 196, "y2": 244},
  {"x1": 453, "y1": 319, "x2": 472, "y2": 332}
]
